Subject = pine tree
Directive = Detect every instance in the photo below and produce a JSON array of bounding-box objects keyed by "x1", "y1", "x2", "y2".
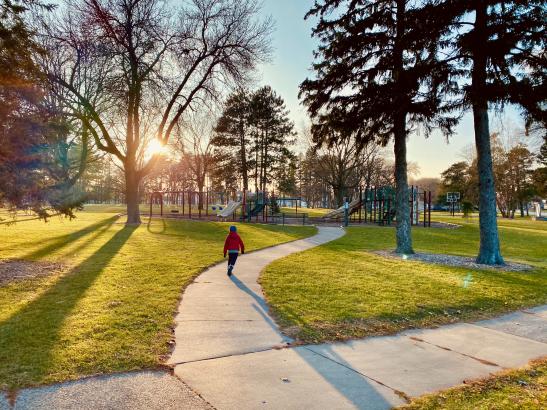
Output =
[
  {"x1": 250, "y1": 86, "x2": 295, "y2": 193},
  {"x1": 213, "y1": 90, "x2": 253, "y2": 192},
  {"x1": 0, "y1": 0, "x2": 84, "y2": 218},
  {"x1": 300, "y1": 0, "x2": 453, "y2": 254},
  {"x1": 213, "y1": 86, "x2": 295, "y2": 193},
  {"x1": 429, "y1": 0, "x2": 545, "y2": 264}
]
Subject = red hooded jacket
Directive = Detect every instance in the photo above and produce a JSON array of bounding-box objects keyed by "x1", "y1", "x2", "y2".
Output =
[{"x1": 223, "y1": 232, "x2": 245, "y2": 256}]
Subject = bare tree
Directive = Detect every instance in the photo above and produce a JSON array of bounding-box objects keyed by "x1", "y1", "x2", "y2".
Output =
[
  {"x1": 174, "y1": 110, "x2": 216, "y2": 209},
  {"x1": 43, "y1": 0, "x2": 272, "y2": 223},
  {"x1": 315, "y1": 133, "x2": 383, "y2": 207}
]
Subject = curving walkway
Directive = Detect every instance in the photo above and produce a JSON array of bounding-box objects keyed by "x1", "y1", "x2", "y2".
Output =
[{"x1": 168, "y1": 226, "x2": 346, "y2": 365}]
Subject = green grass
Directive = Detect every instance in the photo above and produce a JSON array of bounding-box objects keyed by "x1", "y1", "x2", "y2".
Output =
[
  {"x1": 279, "y1": 207, "x2": 332, "y2": 218},
  {"x1": 0, "y1": 210, "x2": 315, "y2": 390},
  {"x1": 261, "y1": 219, "x2": 547, "y2": 343},
  {"x1": 400, "y1": 357, "x2": 547, "y2": 409},
  {"x1": 83, "y1": 203, "x2": 226, "y2": 215},
  {"x1": 433, "y1": 211, "x2": 547, "y2": 231}
]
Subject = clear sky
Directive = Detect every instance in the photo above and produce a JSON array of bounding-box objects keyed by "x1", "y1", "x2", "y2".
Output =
[{"x1": 255, "y1": 0, "x2": 526, "y2": 178}]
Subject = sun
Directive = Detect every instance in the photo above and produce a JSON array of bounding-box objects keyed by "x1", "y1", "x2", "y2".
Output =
[{"x1": 145, "y1": 139, "x2": 169, "y2": 159}]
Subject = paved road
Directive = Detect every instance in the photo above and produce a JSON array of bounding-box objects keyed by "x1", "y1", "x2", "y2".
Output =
[{"x1": 1, "y1": 371, "x2": 212, "y2": 410}]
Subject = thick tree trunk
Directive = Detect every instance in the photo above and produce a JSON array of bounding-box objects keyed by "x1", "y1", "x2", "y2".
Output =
[
  {"x1": 394, "y1": 114, "x2": 413, "y2": 254},
  {"x1": 473, "y1": 106, "x2": 503, "y2": 264},
  {"x1": 125, "y1": 166, "x2": 141, "y2": 225},
  {"x1": 392, "y1": 0, "x2": 412, "y2": 255},
  {"x1": 472, "y1": 0, "x2": 504, "y2": 265}
]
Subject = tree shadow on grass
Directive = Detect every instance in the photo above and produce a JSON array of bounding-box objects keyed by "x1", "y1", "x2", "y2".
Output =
[
  {"x1": 19, "y1": 215, "x2": 121, "y2": 261},
  {"x1": 0, "y1": 224, "x2": 136, "y2": 390}
]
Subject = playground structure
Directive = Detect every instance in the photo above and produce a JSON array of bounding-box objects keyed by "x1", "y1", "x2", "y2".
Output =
[
  {"x1": 322, "y1": 186, "x2": 432, "y2": 227},
  {"x1": 146, "y1": 185, "x2": 432, "y2": 227},
  {"x1": 147, "y1": 190, "x2": 272, "y2": 223}
]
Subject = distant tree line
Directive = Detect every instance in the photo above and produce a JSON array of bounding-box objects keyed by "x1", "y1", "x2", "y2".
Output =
[{"x1": 440, "y1": 134, "x2": 547, "y2": 218}]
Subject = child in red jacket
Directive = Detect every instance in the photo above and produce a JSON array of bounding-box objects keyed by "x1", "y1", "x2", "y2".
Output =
[{"x1": 223, "y1": 225, "x2": 245, "y2": 276}]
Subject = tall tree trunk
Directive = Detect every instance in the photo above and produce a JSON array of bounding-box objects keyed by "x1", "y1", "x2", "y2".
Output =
[
  {"x1": 197, "y1": 174, "x2": 204, "y2": 210},
  {"x1": 333, "y1": 186, "x2": 344, "y2": 208},
  {"x1": 197, "y1": 158, "x2": 206, "y2": 210},
  {"x1": 472, "y1": 0, "x2": 504, "y2": 265},
  {"x1": 240, "y1": 124, "x2": 248, "y2": 192},
  {"x1": 393, "y1": 0, "x2": 413, "y2": 255},
  {"x1": 254, "y1": 135, "x2": 259, "y2": 192},
  {"x1": 260, "y1": 131, "x2": 266, "y2": 192},
  {"x1": 125, "y1": 165, "x2": 141, "y2": 224},
  {"x1": 394, "y1": 114, "x2": 413, "y2": 254},
  {"x1": 263, "y1": 140, "x2": 268, "y2": 193}
]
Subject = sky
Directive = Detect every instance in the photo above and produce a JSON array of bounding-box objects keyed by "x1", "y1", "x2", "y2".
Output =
[{"x1": 255, "y1": 0, "x2": 527, "y2": 179}]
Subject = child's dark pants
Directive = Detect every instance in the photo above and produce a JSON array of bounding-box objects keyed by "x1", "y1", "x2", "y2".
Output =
[{"x1": 228, "y1": 253, "x2": 238, "y2": 269}]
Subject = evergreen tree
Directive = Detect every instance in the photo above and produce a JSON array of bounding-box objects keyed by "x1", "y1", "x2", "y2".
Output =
[
  {"x1": 250, "y1": 86, "x2": 295, "y2": 193},
  {"x1": 300, "y1": 0, "x2": 453, "y2": 254},
  {"x1": 0, "y1": 0, "x2": 84, "y2": 218},
  {"x1": 425, "y1": 0, "x2": 545, "y2": 263},
  {"x1": 538, "y1": 136, "x2": 547, "y2": 166},
  {"x1": 276, "y1": 154, "x2": 298, "y2": 196},
  {"x1": 213, "y1": 90, "x2": 253, "y2": 192},
  {"x1": 213, "y1": 86, "x2": 295, "y2": 193},
  {"x1": 439, "y1": 162, "x2": 470, "y2": 203}
]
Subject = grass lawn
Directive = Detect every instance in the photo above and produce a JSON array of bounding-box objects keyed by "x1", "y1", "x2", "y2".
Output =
[
  {"x1": 0, "y1": 209, "x2": 316, "y2": 391},
  {"x1": 279, "y1": 207, "x2": 333, "y2": 218},
  {"x1": 400, "y1": 357, "x2": 546, "y2": 409},
  {"x1": 84, "y1": 203, "x2": 227, "y2": 215},
  {"x1": 261, "y1": 218, "x2": 547, "y2": 343}
]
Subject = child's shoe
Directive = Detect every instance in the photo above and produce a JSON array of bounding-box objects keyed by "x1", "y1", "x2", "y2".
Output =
[{"x1": 227, "y1": 266, "x2": 233, "y2": 276}]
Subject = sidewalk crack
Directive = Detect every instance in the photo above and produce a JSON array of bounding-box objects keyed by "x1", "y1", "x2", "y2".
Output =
[
  {"x1": 302, "y1": 347, "x2": 411, "y2": 403},
  {"x1": 171, "y1": 344, "x2": 292, "y2": 367},
  {"x1": 408, "y1": 336, "x2": 500, "y2": 367}
]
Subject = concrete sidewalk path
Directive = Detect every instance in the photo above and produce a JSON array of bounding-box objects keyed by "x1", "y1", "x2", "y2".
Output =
[{"x1": 175, "y1": 308, "x2": 547, "y2": 410}]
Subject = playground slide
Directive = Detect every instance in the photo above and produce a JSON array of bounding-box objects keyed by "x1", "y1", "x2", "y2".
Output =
[
  {"x1": 324, "y1": 198, "x2": 362, "y2": 219},
  {"x1": 217, "y1": 200, "x2": 241, "y2": 218},
  {"x1": 248, "y1": 203, "x2": 266, "y2": 217}
]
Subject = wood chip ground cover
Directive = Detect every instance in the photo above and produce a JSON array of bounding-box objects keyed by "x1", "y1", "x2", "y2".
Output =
[{"x1": 373, "y1": 250, "x2": 533, "y2": 272}]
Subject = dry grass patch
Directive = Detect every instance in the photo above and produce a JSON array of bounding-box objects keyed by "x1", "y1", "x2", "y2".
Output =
[{"x1": 0, "y1": 260, "x2": 64, "y2": 285}]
